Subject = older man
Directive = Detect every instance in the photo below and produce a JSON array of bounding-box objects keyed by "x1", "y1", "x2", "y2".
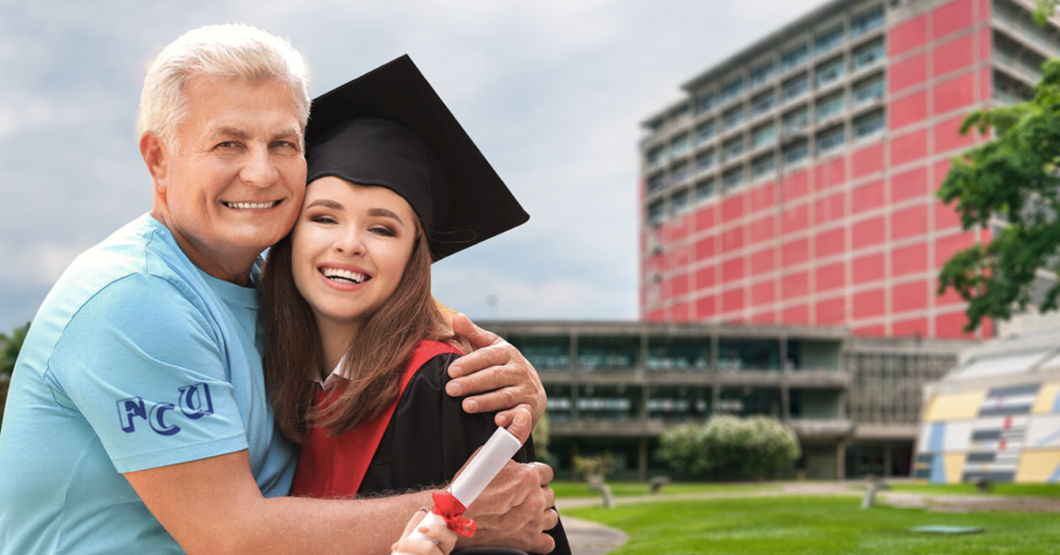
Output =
[{"x1": 0, "y1": 24, "x2": 555, "y2": 554}]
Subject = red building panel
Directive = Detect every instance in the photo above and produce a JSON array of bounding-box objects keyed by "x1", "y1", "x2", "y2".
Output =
[
  {"x1": 782, "y1": 170, "x2": 809, "y2": 201},
  {"x1": 722, "y1": 287, "x2": 745, "y2": 313},
  {"x1": 932, "y1": 34, "x2": 976, "y2": 79},
  {"x1": 750, "y1": 182, "x2": 775, "y2": 213},
  {"x1": 853, "y1": 252, "x2": 885, "y2": 285},
  {"x1": 891, "y1": 203, "x2": 929, "y2": 241},
  {"x1": 751, "y1": 310, "x2": 776, "y2": 324},
  {"x1": 782, "y1": 202, "x2": 809, "y2": 233},
  {"x1": 695, "y1": 264, "x2": 716, "y2": 291},
  {"x1": 815, "y1": 227, "x2": 846, "y2": 260},
  {"x1": 696, "y1": 295, "x2": 716, "y2": 318},
  {"x1": 852, "y1": 215, "x2": 886, "y2": 249},
  {"x1": 815, "y1": 261, "x2": 846, "y2": 292},
  {"x1": 783, "y1": 271, "x2": 809, "y2": 299},
  {"x1": 647, "y1": 308, "x2": 666, "y2": 321},
  {"x1": 934, "y1": 114, "x2": 977, "y2": 155},
  {"x1": 932, "y1": 0, "x2": 976, "y2": 40},
  {"x1": 853, "y1": 179, "x2": 885, "y2": 214},
  {"x1": 935, "y1": 231, "x2": 976, "y2": 268},
  {"x1": 933, "y1": 72, "x2": 977, "y2": 116},
  {"x1": 750, "y1": 248, "x2": 775, "y2": 275},
  {"x1": 891, "y1": 129, "x2": 928, "y2": 168},
  {"x1": 722, "y1": 257, "x2": 745, "y2": 283},
  {"x1": 979, "y1": 66, "x2": 991, "y2": 105},
  {"x1": 852, "y1": 143, "x2": 885, "y2": 179},
  {"x1": 722, "y1": 193, "x2": 745, "y2": 223},
  {"x1": 782, "y1": 304, "x2": 809, "y2": 325},
  {"x1": 694, "y1": 204, "x2": 715, "y2": 233},
  {"x1": 892, "y1": 166, "x2": 929, "y2": 205},
  {"x1": 853, "y1": 288, "x2": 886, "y2": 319},
  {"x1": 672, "y1": 302, "x2": 690, "y2": 322},
  {"x1": 934, "y1": 200, "x2": 962, "y2": 231},
  {"x1": 889, "y1": 14, "x2": 928, "y2": 58},
  {"x1": 672, "y1": 272, "x2": 690, "y2": 297},
  {"x1": 783, "y1": 238, "x2": 810, "y2": 267},
  {"x1": 721, "y1": 226, "x2": 745, "y2": 253},
  {"x1": 892, "y1": 241, "x2": 928, "y2": 277},
  {"x1": 935, "y1": 277, "x2": 964, "y2": 306},
  {"x1": 889, "y1": 53, "x2": 928, "y2": 94},
  {"x1": 815, "y1": 296, "x2": 846, "y2": 325},
  {"x1": 889, "y1": 89, "x2": 928, "y2": 130},
  {"x1": 893, "y1": 317, "x2": 930, "y2": 337},
  {"x1": 694, "y1": 234, "x2": 716, "y2": 261},
  {"x1": 750, "y1": 214, "x2": 775, "y2": 244},
  {"x1": 936, "y1": 310, "x2": 975, "y2": 339},
  {"x1": 979, "y1": 26, "x2": 991, "y2": 65},
  {"x1": 893, "y1": 279, "x2": 929, "y2": 313},
  {"x1": 853, "y1": 324, "x2": 886, "y2": 336},
  {"x1": 815, "y1": 157, "x2": 847, "y2": 192},
  {"x1": 815, "y1": 192, "x2": 846, "y2": 226},
  {"x1": 751, "y1": 279, "x2": 776, "y2": 306}
]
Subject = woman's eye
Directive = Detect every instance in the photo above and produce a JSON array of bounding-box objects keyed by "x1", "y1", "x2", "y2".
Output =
[
  {"x1": 310, "y1": 214, "x2": 336, "y2": 224},
  {"x1": 370, "y1": 226, "x2": 396, "y2": 237}
]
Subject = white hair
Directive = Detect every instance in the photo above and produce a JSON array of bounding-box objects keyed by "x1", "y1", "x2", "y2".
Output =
[{"x1": 139, "y1": 24, "x2": 311, "y2": 152}]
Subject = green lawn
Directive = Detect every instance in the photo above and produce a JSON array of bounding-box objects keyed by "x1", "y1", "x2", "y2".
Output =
[
  {"x1": 563, "y1": 495, "x2": 1060, "y2": 554},
  {"x1": 551, "y1": 480, "x2": 774, "y2": 499},
  {"x1": 888, "y1": 483, "x2": 1060, "y2": 498}
]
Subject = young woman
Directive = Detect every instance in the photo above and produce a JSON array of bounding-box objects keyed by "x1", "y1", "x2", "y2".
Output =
[{"x1": 260, "y1": 56, "x2": 569, "y2": 555}]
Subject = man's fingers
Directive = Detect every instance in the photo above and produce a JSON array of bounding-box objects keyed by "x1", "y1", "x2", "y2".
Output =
[
  {"x1": 505, "y1": 407, "x2": 533, "y2": 443},
  {"x1": 451, "y1": 313, "x2": 500, "y2": 351},
  {"x1": 447, "y1": 343, "x2": 510, "y2": 380}
]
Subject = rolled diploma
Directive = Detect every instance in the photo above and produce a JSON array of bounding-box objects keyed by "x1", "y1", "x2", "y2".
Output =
[{"x1": 409, "y1": 426, "x2": 523, "y2": 543}]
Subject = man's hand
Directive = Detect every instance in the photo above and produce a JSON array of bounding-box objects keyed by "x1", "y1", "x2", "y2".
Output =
[{"x1": 447, "y1": 313, "x2": 546, "y2": 427}]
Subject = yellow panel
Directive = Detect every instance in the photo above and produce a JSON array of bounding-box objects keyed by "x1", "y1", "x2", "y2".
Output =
[
  {"x1": 1015, "y1": 449, "x2": 1060, "y2": 482},
  {"x1": 1032, "y1": 382, "x2": 1060, "y2": 415},
  {"x1": 943, "y1": 453, "x2": 965, "y2": 484},
  {"x1": 924, "y1": 390, "x2": 987, "y2": 421}
]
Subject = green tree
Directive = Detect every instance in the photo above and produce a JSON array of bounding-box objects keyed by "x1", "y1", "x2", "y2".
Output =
[
  {"x1": 658, "y1": 415, "x2": 800, "y2": 481},
  {"x1": 1, "y1": 322, "x2": 30, "y2": 376},
  {"x1": 1035, "y1": 0, "x2": 1059, "y2": 26},
  {"x1": 936, "y1": 59, "x2": 1060, "y2": 331}
]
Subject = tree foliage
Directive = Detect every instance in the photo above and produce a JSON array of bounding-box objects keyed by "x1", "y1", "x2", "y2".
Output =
[
  {"x1": 1035, "y1": 0, "x2": 1059, "y2": 26},
  {"x1": 937, "y1": 58, "x2": 1060, "y2": 330},
  {"x1": 572, "y1": 452, "x2": 614, "y2": 481},
  {"x1": 1, "y1": 322, "x2": 30, "y2": 376},
  {"x1": 658, "y1": 415, "x2": 800, "y2": 480}
]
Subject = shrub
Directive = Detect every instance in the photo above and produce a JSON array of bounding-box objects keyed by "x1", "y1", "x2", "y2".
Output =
[{"x1": 659, "y1": 415, "x2": 800, "y2": 480}]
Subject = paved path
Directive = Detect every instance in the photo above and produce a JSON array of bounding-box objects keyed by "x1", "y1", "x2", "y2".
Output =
[{"x1": 560, "y1": 515, "x2": 629, "y2": 555}]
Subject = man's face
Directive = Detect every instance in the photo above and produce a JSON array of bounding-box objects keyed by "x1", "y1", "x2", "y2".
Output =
[{"x1": 156, "y1": 76, "x2": 306, "y2": 276}]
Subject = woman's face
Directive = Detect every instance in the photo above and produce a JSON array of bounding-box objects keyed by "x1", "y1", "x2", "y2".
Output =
[{"x1": 291, "y1": 176, "x2": 418, "y2": 332}]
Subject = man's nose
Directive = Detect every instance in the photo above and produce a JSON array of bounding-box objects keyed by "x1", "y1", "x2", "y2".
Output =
[{"x1": 239, "y1": 145, "x2": 279, "y2": 188}]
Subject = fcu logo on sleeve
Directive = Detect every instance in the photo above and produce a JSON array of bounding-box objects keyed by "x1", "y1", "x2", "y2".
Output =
[{"x1": 116, "y1": 383, "x2": 215, "y2": 436}]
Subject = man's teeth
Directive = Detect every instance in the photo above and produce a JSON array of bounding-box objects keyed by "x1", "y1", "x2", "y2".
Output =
[
  {"x1": 322, "y1": 268, "x2": 367, "y2": 284},
  {"x1": 225, "y1": 201, "x2": 278, "y2": 209}
]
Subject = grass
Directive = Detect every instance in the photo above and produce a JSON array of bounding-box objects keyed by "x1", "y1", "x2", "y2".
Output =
[
  {"x1": 551, "y1": 480, "x2": 776, "y2": 499},
  {"x1": 888, "y1": 483, "x2": 1060, "y2": 498},
  {"x1": 563, "y1": 495, "x2": 1060, "y2": 554}
]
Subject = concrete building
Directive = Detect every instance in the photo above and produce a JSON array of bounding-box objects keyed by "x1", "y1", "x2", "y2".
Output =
[
  {"x1": 638, "y1": 0, "x2": 1058, "y2": 340},
  {"x1": 486, "y1": 321, "x2": 967, "y2": 481}
]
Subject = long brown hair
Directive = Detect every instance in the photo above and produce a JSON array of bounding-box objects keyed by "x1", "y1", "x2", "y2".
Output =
[{"x1": 260, "y1": 212, "x2": 469, "y2": 443}]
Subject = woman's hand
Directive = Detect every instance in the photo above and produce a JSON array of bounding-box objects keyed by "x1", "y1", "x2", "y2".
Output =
[{"x1": 392, "y1": 508, "x2": 457, "y2": 555}]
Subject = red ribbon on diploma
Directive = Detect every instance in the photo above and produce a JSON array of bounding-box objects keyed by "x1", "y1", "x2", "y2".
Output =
[{"x1": 431, "y1": 491, "x2": 476, "y2": 537}]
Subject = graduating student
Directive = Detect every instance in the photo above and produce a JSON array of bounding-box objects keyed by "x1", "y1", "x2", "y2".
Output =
[{"x1": 259, "y1": 56, "x2": 570, "y2": 555}]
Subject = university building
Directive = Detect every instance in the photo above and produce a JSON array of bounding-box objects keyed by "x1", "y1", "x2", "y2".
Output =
[{"x1": 638, "y1": 0, "x2": 1057, "y2": 339}]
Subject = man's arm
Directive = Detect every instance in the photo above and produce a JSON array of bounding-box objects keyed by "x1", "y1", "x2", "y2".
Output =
[
  {"x1": 446, "y1": 313, "x2": 547, "y2": 427},
  {"x1": 124, "y1": 409, "x2": 557, "y2": 555}
]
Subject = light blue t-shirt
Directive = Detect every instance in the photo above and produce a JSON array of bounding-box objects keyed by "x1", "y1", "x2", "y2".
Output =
[{"x1": 0, "y1": 214, "x2": 296, "y2": 553}]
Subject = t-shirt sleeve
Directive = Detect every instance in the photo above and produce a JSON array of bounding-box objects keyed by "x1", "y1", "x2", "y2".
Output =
[{"x1": 47, "y1": 273, "x2": 249, "y2": 474}]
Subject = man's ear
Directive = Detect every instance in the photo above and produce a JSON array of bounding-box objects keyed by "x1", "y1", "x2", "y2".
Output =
[{"x1": 140, "y1": 132, "x2": 168, "y2": 193}]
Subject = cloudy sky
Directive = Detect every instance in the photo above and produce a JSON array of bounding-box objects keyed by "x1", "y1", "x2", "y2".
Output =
[{"x1": 0, "y1": 0, "x2": 825, "y2": 333}]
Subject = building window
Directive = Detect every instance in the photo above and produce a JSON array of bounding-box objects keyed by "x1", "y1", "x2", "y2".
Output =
[
  {"x1": 750, "y1": 61, "x2": 776, "y2": 89},
  {"x1": 648, "y1": 199, "x2": 666, "y2": 226},
  {"x1": 814, "y1": 24, "x2": 845, "y2": 56},
  {"x1": 646, "y1": 145, "x2": 666, "y2": 171},
  {"x1": 647, "y1": 337, "x2": 711, "y2": 371},
  {"x1": 782, "y1": 73, "x2": 809, "y2": 102},
  {"x1": 780, "y1": 43, "x2": 809, "y2": 72},
  {"x1": 782, "y1": 107, "x2": 810, "y2": 137},
  {"x1": 696, "y1": 150, "x2": 716, "y2": 173},
  {"x1": 853, "y1": 109, "x2": 885, "y2": 139},
  {"x1": 851, "y1": 38, "x2": 884, "y2": 72},
  {"x1": 751, "y1": 90, "x2": 776, "y2": 118},
  {"x1": 722, "y1": 137, "x2": 745, "y2": 163},
  {"x1": 695, "y1": 121, "x2": 716, "y2": 145},
  {"x1": 816, "y1": 125, "x2": 846, "y2": 156},
  {"x1": 720, "y1": 77, "x2": 745, "y2": 104},
  {"x1": 673, "y1": 161, "x2": 690, "y2": 184},
  {"x1": 752, "y1": 154, "x2": 776, "y2": 180},
  {"x1": 718, "y1": 338, "x2": 781, "y2": 370},
  {"x1": 670, "y1": 132, "x2": 690, "y2": 158},
  {"x1": 722, "y1": 106, "x2": 745, "y2": 131},
  {"x1": 852, "y1": 74, "x2": 885, "y2": 107},
  {"x1": 815, "y1": 56, "x2": 846, "y2": 88},
  {"x1": 815, "y1": 92, "x2": 846, "y2": 123},
  {"x1": 673, "y1": 187, "x2": 691, "y2": 214},
  {"x1": 507, "y1": 335, "x2": 570, "y2": 370},
  {"x1": 577, "y1": 336, "x2": 640, "y2": 371},
  {"x1": 695, "y1": 92, "x2": 716, "y2": 115},
  {"x1": 752, "y1": 123, "x2": 776, "y2": 149},
  {"x1": 782, "y1": 140, "x2": 809, "y2": 166},
  {"x1": 670, "y1": 102, "x2": 690, "y2": 120},
  {"x1": 850, "y1": 4, "x2": 885, "y2": 38},
  {"x1": 993, "y1": 70, "x2": 1033, "y2": 105},
  {"x1": 647, "y1": 174, "x2": 666, "y2": 194},
  {"x1": 696, "y1": 179, "x2": 716, "y2": 203},
  {"x1": 722, "y1": 167, "x2": 745, "y2": 192}
]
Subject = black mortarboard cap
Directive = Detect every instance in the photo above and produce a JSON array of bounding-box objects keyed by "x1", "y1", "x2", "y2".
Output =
[{"x1": 304, "y1": 55, "x2": 529, "y2": 262}]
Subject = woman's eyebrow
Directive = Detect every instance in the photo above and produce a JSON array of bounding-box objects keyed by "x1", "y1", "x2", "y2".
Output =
[{"x1": 304, "y1": 198, "x2": 343, "y2": 210}]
